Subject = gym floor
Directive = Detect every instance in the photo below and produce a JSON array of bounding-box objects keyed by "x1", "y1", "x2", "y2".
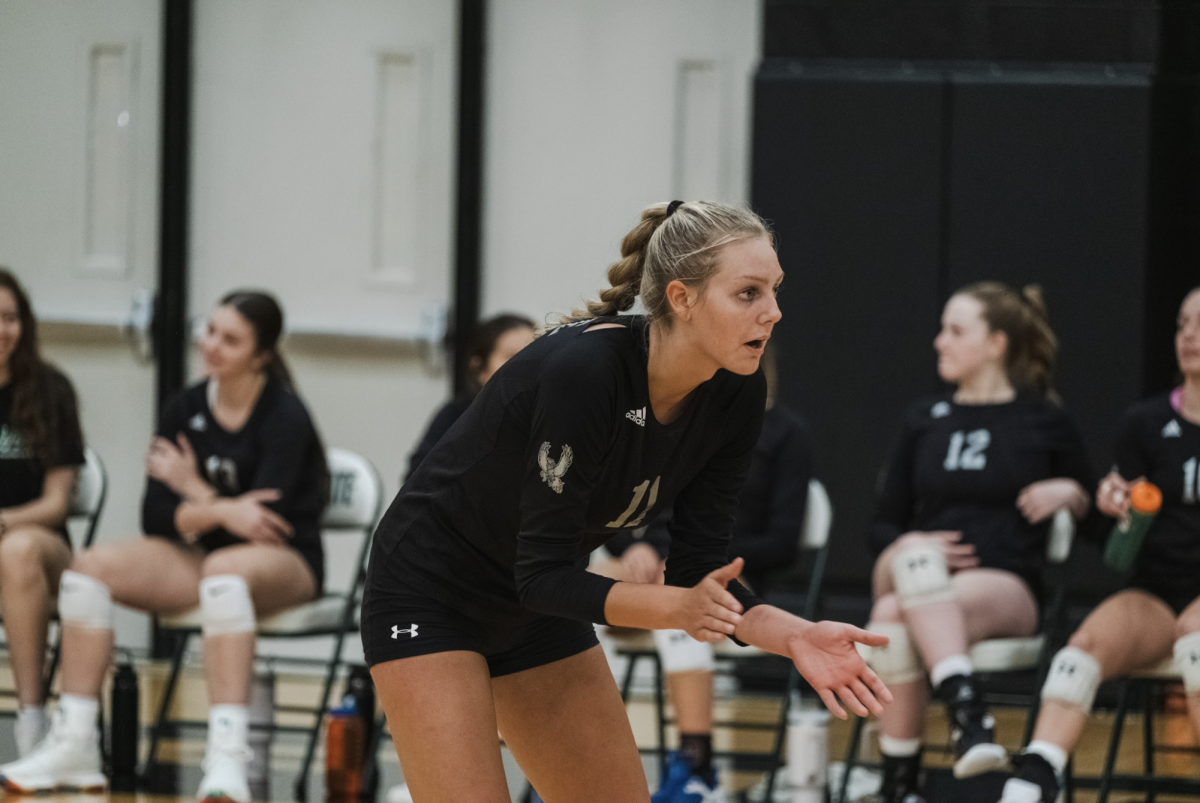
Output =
[{"x1": 0, "y1": 659, "x2": 1196, "y2": 803}]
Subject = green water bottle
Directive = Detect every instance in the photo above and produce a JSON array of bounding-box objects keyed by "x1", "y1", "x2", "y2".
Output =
[{"x1": 1103, "y1": 481, "x2": 1162, "y2": 572}]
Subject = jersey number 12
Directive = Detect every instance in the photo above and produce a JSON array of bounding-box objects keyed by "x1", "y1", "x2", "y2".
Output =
[{"x1": 944, "y1": 429, "x2": 990, "y2": 471}]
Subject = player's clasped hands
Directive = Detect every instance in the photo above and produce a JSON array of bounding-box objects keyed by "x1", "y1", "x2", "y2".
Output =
[
  {"x1": 678, "y1": 558, "x2": 746, "y2": 643},
  {"x1": 788, "y1": 622, "x2": 894, "y2": 719},
  {"x1": 219, "y1": 488, "x2": 294, "y2": 545}
]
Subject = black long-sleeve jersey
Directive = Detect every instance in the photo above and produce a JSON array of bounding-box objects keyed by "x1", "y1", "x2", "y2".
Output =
[
  {"x1": 871, "y1": 393, "x2": 1094, "y2": 592},
  {"x1": 366, "y1": 315, "x2": 766, "y2": 628},
  {"x1": 608, "y1": 404, "x2": 813, "y2": 590},
  {"x1": 403, "y1": 393, "x2": 475, "y2": 482},
  {"x1": 142, "y1": 376, "x2": 327, "y2": 590},
  {"x1": 1112, "y1": 394, "x2": 1200, "y2": 582}
]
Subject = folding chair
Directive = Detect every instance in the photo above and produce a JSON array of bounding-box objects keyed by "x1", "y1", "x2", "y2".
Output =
[
  {"x1": 1079, "y1": 658, "x2": 1200, "y2": 802},
  {"x1": 835, "y1": 509, "x2": 1077, "y2": 803},
  {"x1": 140, "y1": 447, "x2": 384, "y2": 802},
  {"x1": 0, "y1": 447, "x2": 107, "y2": 703},
  {"x1": 610, "y1": 479, "x2": 834, "y2": 790}
]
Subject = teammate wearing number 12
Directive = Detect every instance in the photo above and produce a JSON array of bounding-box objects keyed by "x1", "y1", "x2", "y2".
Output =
[
  {"x1": 362, "y1": 201, "x2": 891, "y2": 802},
  {"x1": 862, "y1": 283, "x2": 1094, "y2": 803}
]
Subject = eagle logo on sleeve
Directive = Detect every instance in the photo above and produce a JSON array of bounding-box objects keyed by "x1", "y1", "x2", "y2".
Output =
[{"x1": 538, "y1": 442, "x2": 573, "y2": 494}]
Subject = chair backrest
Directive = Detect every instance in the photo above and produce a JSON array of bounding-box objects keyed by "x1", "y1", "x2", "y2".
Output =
[
  {"x1": 323, "y1": 447, "x2": 383, "y2": 531},
  {"x1": 1045, "y1": 508, "x2": 1075, "y2": 565},
  {"x1": 68, "y1": 447, "x2": 106, "y2": 520},
  {"x1": 800, "y1": 478, "x2": 833, "y2": 550}
]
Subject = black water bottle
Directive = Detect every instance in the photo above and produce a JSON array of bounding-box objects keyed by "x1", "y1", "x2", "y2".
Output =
[
  {"x1": 110, "y1": 658, "x2": 139, "y2": 791},
  {"x1": 344, "y1": 665, "x2": 377, "y2": 802}
]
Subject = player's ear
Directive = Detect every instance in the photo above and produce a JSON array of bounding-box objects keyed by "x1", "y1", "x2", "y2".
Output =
[{"x1": 664, "y1": 279, "x2": 695, "y2": 322}]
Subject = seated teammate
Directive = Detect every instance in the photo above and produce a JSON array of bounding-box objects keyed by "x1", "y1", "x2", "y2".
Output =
[
  {"x1": 862, "y1": 282, "x2": 1093, "y2": 803},
  {"x1": 996, "y1": 285, "x2": 1200, "y2": 803},
  {"x1": 0, "y1": 269, "x2": 86, "y2": 757},
  {"x1": 0, "y1": 291, "x2": 328, "y2": 803}
]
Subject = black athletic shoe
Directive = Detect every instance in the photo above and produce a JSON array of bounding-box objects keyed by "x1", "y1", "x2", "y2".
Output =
[
  {"x1": 997, "y1": 752, "x2": 1061, "y2": 803},
  {"x1": 854, "y1": 752, "x2": 925, "y2": 803},
  {"x1": 937, "y1": 674, "x2": 1009, "y2": 778}
]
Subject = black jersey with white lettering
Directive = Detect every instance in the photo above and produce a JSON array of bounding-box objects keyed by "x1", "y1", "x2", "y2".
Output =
[
  {"x1": 141, "y1": 376, "x2": 327, "y2": 589},
  {"x1": 0, "y1": 369, "x2": 85, "y2": 538},
  {"x1": 871, "y1": 394, "x2": 1094, "y2": 591},
  {"x1": 366, "y1": 315, "x2": 766, "y2": 627},
  {"x1": 1112, "y1": 394, "x2": 1200, "y2": 582}
]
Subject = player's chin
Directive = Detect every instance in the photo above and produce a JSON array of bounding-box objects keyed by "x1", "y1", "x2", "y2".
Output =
[{"x1": 725, "y1": 342, "x2": 766, "y2": 375}]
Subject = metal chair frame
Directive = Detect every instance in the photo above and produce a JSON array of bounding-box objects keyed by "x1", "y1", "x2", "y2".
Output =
[{"x1": 611, "y1": 479, "x2": 834, "y2": 798}]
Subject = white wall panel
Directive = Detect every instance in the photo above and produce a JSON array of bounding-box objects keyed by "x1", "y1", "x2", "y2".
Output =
[
  {"x1": 190, "y1": 0, "x2": 456, "y2": 340},
  {"x1": 482, "y1": 0, "x2": 761, "y2": 323},
  {"x1": 0, "y1": 0, "x2": 161, "y2": 323}
]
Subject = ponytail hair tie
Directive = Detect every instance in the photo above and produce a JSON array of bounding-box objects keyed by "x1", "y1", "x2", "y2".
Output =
[{"x1": 666, "y1": 200, "x2": 684, "y2": 218}]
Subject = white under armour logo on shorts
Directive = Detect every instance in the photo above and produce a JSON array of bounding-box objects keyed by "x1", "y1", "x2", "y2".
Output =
[{"x1": 391, "y1": 624, "x2": 418, "y2": 639}]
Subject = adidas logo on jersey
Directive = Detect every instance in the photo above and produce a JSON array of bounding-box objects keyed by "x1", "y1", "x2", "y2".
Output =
[
  {"x1": 931, "y1": 401, "x2": 951, "y2": 419},
  {"x1": 626, "y1": 407, "x2": 647, "y2": 427},
  {"x1": 1163, "y1": 419, "x2": 1182, "y2": 438}
]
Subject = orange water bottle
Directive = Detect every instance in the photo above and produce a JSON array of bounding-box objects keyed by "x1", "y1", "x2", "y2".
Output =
[
  {"x1": 325, "y1": 696, "x2": 364, "y2": 803},
  {"x1": 1103, "y1": 481, "x2": 1163, "y2": 572}
]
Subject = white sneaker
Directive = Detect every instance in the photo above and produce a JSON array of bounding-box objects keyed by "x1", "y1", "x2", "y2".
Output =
[
  {"x1": 0, "y1": 712, "x2": 105, "y2": 793},
  {"x1": 13, "y1": 707, "x2": 49, "y2": 758},
  {"x1": 197, "y1": 743, "x2": 254, "y2": 803},
  {"x1": 385, "y1": 783, "x2": 414, "y2": 803}
]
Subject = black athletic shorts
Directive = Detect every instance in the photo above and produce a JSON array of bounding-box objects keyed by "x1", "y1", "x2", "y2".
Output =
[
  {"x1": 361, "y1": 582, "x2": 600, "y2": 677},
  {"x1": 1129, "y1": 572, "x2": 1200, "y2": 616}
]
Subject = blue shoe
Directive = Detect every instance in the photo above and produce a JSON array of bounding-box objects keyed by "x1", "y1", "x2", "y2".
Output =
[{"x1": 652, "y1": 753, "x2": 726, "y2": 803}]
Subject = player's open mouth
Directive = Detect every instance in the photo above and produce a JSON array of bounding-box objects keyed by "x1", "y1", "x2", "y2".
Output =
[{"x1": 745, "y1": 339, "x2": 766, "y2": 350}]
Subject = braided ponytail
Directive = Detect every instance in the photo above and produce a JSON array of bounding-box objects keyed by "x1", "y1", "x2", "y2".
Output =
[
  {"x1": 577, "y1": 205, "x2": 670, "y2": 319},
  {"x1": 959, "y1": 281, "x2": 1059, "y2": 400},
  {"x1": 563, "y1": 200, "x2": 772, "y2": 324}
]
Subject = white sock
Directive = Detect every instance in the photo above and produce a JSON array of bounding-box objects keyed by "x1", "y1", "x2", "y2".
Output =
[
  {"x1": 930, "y1": 654, "x2": 973, "y2": 689},
  {"x1": 16, "y1": 705, "x2": 45, "y2": 721},
  {"x1": 879, "y1": 735, "x2": 922, "y2": 757},
  {"x1": 1025, "y1": 740, "x2": 1068, "y2": 773},
  {"x1": 208, "y1": 704, "x2": 249, "y2": 749},
  {"x1": 58, "y1": 694, "x2": 100, "y2": 735}
]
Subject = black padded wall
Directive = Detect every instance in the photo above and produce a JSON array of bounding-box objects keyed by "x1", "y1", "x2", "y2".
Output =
[
  {"x1": 753, "y1": 62, "x2": 1153, "y2": 590},
  {"x1": 753, "y1": 63, "x2": 947, "y2": 589}
]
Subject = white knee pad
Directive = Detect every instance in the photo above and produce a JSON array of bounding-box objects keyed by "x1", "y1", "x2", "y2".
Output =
[
  {"x1": 58, "y1": 570, "x2": 113, "y2": 630},
  {"x1": 652, "y1": 629, "x2": 714, "y2": 673},
  {"x1": 199, "y1": 575, "x2": 256, "y2": 637},
  {"x1": 891, "y1": 542, "x2": 954, "y2": 609},
  {"x1": 860, "y1": 622, "x2": 923, "y2": 685},
  {"x1": 1041, "y1": 647, "x2": 1101, "y2": 713},
  {"x1": 1173, "y1": 631, "x2": 1200, "y2": 693}
]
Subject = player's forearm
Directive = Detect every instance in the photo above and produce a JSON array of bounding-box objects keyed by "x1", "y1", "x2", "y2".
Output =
[
  {"x1": 734, "y1": 604, "x2": 811, "y2": 657},
  {"x1": 603, "y1": 582, "x2": 692, "y2": 631},
  {"x1": 174, "y1": 498, "x2": 229, "y2": 539}
]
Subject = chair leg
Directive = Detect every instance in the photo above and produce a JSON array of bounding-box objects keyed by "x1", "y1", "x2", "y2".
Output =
[
  {"x1": 1064, "y1": 754, "x2": 1074, "y2": 803},
  {"x1": 762, "y1": 670, "x2": 798, "y2": 802},
  {"x1": 1096, "y1": 679, "x2": 1132, "y2": 803},
  {"x1": 834, "y1": 715, "x2": 866, "y2": 803},
  {"x1": 294, "y1": 629, "x2": 349, "y2": 803},
  {"x1": 1142, "y1": 681, "x2": 1156, "y2": 803},
  {"x1": 42, "y1": 637, "x2": 62, "y2": 701},
  {"x1": 619, "y1": 653, "x2": 639, "y2": 703},
  {"x1": 653, "y1": 653, "x2": 667, "y2": 777},
  {"x1": 140, "y1": 632, "x2": 190, "y2": 779}
]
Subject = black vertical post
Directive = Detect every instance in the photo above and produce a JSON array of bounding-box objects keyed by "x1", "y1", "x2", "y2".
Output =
[
  {"x1": 452, "y1": 0, "x2": 486, "y2": 396},
  {"x1": 1142, "y1": 1, "x2": 1200, "y2": 394},
  {"x1": 156, "y1": 0, "x2": 192, "y2": 412},
  {"x1": 152, "y1": 0, "x2": 192, "y2": 661}
]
